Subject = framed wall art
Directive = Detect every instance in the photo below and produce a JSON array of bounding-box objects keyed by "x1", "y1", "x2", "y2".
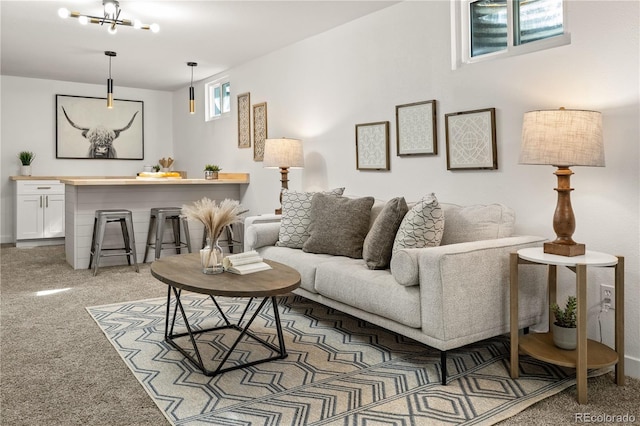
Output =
[
  {"x1": 396, "y1": 100, "x2": 437, "y2": 156},
  {"x1": 445, "y1": 107, "x2": 497, "y2": 170},
  {"x1": 56, "y1": 94, "x2": 144, "y2": 160},
  {"x1": 355, "y1": 121, "x2": 390, "y2": 171},
  {"x1": 253, "y1": 102, "x2": 267, "y2": 161},
  {"x1": 237, "y1": 92, "x2": 251, "y2": 148}
]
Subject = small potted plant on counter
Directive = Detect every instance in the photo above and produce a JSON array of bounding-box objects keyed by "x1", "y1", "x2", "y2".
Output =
[
  {"x1": 152, "y1": 164, "x2": 161, "y2": 172},
  {"x1": 18, "y1": 151, "x2": 35, "y2": 176},
  {"x1": 204, "y1": 164, "x2": 221, "y2": 180},
  {"x1": 550, "y1": 295, "x2": 577, "y2": 350}
]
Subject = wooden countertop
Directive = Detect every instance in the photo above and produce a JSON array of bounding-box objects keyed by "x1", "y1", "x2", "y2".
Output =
[{"x1": 11, "y1": 173, "x2": 250, "y2": 185}]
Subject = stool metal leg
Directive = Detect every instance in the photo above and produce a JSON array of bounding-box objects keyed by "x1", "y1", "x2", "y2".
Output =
[
  {"x1": 120, "y1": 219, "x2": 132, "y2": 266},
  {"x1": 124, "y1": 214, "x2": 139, "y2": 272},
  {"x1": 171, "y1": 217, "x2": 181, "y2": 254},
  {"x1": 88, "y1": 217, "x2": 98, "y2": 270},
  {"x1": 93, "y1": 216, "x2": 107, "y2": 276},
  {"x1": 182, "y1": 217, "x2": 192, "y2": 253},
  {"x1": 143, "y1": 215, "x2": 156, "y2": 263},
  {"x1": 155, "y1": 212, "x2": 166, "y2": 261}
]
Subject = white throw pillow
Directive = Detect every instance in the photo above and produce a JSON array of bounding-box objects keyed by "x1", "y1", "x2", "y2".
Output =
[
  {"x1": 392, "y1": 193, "x2": 444, "y2": 253},
  {"x1": 276, "y1": 188, "x2": 345, "y2": 249}
]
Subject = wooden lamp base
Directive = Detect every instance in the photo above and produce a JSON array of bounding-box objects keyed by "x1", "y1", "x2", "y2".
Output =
[
  {"x1": 275, "y1": 166, "x2": 289, "y2": 215},
  {"x1": 545, "y1": 166, "x2": 585, "y2": 257}
]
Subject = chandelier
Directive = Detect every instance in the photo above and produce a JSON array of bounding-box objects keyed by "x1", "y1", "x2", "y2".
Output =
[{"x1": 58, "y1": 0, "x2": 159, "y2": 35}]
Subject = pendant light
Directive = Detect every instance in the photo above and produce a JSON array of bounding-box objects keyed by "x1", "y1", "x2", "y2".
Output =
[
  {"x1": 105, "y1": 51, "x2": 116, "y2": 108},
  {"x1": 187, "y1": 62, "x2": 197, "y2": 114}
]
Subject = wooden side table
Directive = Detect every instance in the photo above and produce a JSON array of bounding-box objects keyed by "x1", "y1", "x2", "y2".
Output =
[{"x1": 509, "y1": 247, "x2": 624, "y2": 404}]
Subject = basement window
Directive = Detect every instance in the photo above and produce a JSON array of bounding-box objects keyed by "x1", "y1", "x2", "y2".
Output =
[
  {"x1": 205, "y1": 79, "x2": 231, "y2": 121},
  {"x1": 452, "y1": 0, "x2": 570, "y2": 68}
]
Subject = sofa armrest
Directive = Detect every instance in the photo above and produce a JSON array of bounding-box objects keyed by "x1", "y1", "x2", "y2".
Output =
[
  {"x1": 244, "y1": 215, "x2": 281, "y2": 251},
  {"x1": 390, "y1": 235, "x2": 546, "y2": 286},
  {"x1": 395, "y1": 235, "x2": 547, "y2": 346}
]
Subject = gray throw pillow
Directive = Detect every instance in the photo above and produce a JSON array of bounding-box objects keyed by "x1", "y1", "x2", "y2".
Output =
[
  {"x1": 362, "y1": 197, "x2": 409, "y2": 269},
  {"x1": 392, "y1": 193, "x2": 444, "y2": 253},
  {"x1": 302, "y1": 194, "x2": 375, "y2": 258},
  {"x1": 276, "y1": 187, "x2": 345, "y2": 249}
]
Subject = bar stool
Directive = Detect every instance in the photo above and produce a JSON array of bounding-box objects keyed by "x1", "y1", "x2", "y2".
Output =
[
  {"x1": 144, "y1": 207, "x2": 192, "y2": 262},
  {"x1": 88, "y1": 209, "x2": 139, "y2": 276}
]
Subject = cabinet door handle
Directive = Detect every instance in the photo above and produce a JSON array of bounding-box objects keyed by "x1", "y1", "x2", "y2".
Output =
[
  {"x1": 40, "y1": 195, "x2": 43, "y2": 208},
  {"x1": 46, "y1": 195, "x2": 49, "y2": 208},
  {"x1": 37, "y1": 186, "x2": 51, "y2": 190}
]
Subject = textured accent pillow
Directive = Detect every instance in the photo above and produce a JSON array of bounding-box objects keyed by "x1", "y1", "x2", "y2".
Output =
[
  {"x1": 392, "y1": 193, "x2": 444, "y2": 253},
  {"x1": 362, "y1": 197, "x2": 409, "y2": 269},
  {"x1": 302, "y1": 194, "x2": 375, "y2": 258},
  {"x1": 276, "y1": 187, "x2": 345, "y2": 249}
]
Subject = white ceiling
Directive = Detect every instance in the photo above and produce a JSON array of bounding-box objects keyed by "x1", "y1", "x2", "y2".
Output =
[{"x1": 1, "y1": 1, "x2": 398, "y2": 91}]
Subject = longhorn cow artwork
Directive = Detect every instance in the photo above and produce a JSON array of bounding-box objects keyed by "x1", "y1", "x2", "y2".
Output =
[{"x1": 56, "y1": 95, "x2": 144, "y2": 160}]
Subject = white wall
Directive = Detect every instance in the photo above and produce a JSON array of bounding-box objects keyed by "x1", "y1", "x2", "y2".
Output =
[
  {"x1": 172, "y1": 1, "x2": 639, "y2": 377},
  {"x1": 0, "y1": 76, "x2": 173, "y2": 243}
]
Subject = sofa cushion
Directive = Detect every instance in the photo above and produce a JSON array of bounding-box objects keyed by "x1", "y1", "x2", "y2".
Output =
[
  {"x1": 440, "y1": 203, "x2": 515, "y2": 245},
  {"x1": 362, "y1": 197, "x2": 408, "y2": 269},
  {"x1": 303, "y1": 194, "x2": 375, "y2": 258},
  {"x1": 392, "y1": 193, "x2": 444, "y2": 254},
  {"x1": 276, "y1": 187, "x2": 345, "y2": 249},
  {"x1": 255, "y1": 246, "x2": 351, "y2": 294},
  {"x1": 314, "y1": 258, "x2": 421, "y2": 328}
]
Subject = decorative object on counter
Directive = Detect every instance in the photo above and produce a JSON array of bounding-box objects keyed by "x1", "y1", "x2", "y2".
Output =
[
  {"x1": 204, "y1": 164, "x2": 221, "y2": 180},
  {"x1": 253, "y1": 102, "x2": 268, "y2": 161},
  {"x1": 396, "y1": 100, "x2": 438, "y2": 156},
  {"x1": 445, "y1": 107, "x2": 497, "y2": 170},
  {"x1": 152, "y1": 164, "x2": 161, "y2": 172},
  {"x1": 58, "y1": 0, "x2": 159, "y2": 34},
  {"x1": 18, "y1": 151, "x2": 35, "y2": 176},
  {"x1": 520, "y1": 108, "x2": 604, "y2": 257},
  {"x1": 355, "y1": 121, "x2": 390, "y2": 171},
  {"x1": 181, "y1": 198, "x2": 245, "y2": 274},
  {"x1": 56, "y1": 95, "x2": 144, "y2": 160},
  {"x1": 237, "y1": 92, "x2": 251, "y2": 148},
  {"x1": 550, "y1": 295, "x2": 577, "y2": 350},
  {"x1": 263, "y1": 138, "x2": 304, "y2": 214},
  {"x1": 187, "y1": 62, "x2": 197, "y2": 114},
  {"x1": 143, "y1": 164, "x2": 153, "y2": 172},
  {"x1": 159, "y1": 157, "x2": 174, "y2": 171}
]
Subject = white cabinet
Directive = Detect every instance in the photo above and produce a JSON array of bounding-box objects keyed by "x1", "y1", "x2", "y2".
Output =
[{"x1": 15, "y1": 180, "x2": 65, "y2": 245}]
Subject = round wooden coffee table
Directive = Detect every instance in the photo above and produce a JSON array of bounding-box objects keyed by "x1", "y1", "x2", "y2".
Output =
[{"x1": 150, "y1": 253, "x2": 301, "y2": 376}]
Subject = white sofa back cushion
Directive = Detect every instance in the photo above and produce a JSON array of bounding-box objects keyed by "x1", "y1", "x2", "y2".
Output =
[{"x1": 440, "y1": 203, "x2": 515, "y2": 246}]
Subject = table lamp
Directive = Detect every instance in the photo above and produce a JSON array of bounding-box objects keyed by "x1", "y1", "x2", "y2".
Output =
[
  {"x1": 520, "y1": 108, "x2": 604, "y2": 256},
  {"x1": 263, "y1": 138, "x2": 304, "y2": 214}
]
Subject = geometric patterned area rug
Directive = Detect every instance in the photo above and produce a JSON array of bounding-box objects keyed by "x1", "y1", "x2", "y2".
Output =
[{"x1": 87, "y1": 294, "x2": 604, "y2": 426}]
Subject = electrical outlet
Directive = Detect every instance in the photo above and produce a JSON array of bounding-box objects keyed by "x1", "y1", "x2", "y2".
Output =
[{"x1": 600, "y1": 284, "x2": 615, "y2": 310}]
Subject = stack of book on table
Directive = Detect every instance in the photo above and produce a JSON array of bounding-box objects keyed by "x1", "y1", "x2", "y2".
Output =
[{"x1": 223, "y1": 250, "x2": 272, "y2": 275}]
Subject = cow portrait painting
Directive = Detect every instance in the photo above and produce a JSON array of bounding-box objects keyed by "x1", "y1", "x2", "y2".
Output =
[{"x1": 56, "y1": 95, "x2": 144, "y2": 160}]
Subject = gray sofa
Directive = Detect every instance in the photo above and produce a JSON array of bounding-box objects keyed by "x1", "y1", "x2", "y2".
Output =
[{"x1": 244, "y1": 198, "x2": 547, "y2": 384}]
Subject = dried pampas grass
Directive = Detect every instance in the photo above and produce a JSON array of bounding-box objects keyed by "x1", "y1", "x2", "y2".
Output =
[{"x1": 181, "y1": 198, "x2": 245, "y2": 244}]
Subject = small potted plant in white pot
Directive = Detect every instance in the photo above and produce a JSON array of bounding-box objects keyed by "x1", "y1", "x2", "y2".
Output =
[
  {"x1": 551, "y1": 295, "x2": 577, "y2": 350},
  {"x1": 204, "y1": 164, "x2": 221, "y2": 180},
  {"x1": 18, "y1": 151, "x2": 35, "y2": 176}
]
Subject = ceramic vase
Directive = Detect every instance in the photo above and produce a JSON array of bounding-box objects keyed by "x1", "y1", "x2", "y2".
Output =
[
  {"x1": 552, "y1": 323, "x2": 577, "y2": 350},
  {"x1": 20, "y1": 165, "x2": 32, "y2": 176}
]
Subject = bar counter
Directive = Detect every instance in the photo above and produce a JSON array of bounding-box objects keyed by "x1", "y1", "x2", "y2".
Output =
[{"x1": 61, "y1": 173, "x2": 250, "y2": 270}]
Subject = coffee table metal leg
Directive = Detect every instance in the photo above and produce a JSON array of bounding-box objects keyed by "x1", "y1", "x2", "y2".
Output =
[{"x1": 164, "y1": 291, "x2": 289, "y2": 376}]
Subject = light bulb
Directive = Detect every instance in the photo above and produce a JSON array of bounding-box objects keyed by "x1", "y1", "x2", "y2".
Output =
[
  {"x1": 108, "y1": 24, "x2": 117, "y2": 35},
  {"x1": 78, "y1": 15, "x2": 88, "y2": 25},
  {"x1": 150, "y1": 23, "x2": 160, "y2": 33},
  {"x1": 58, "y1": 8, "x2": 70, "y2": 18},
  {"x1": 104, "y1": 1, "x2": 117, "y2": 15}
]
